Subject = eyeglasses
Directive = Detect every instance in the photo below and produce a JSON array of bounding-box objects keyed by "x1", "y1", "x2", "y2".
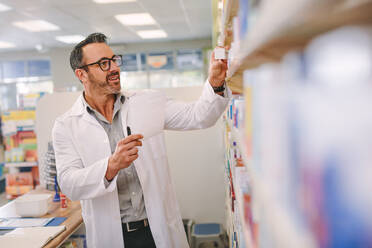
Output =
[{"x1": 79, "y1": 55, "x2": 123, "y2": 71}]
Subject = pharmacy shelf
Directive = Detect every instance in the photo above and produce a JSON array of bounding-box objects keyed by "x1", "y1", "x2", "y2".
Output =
[
  {"x1": 226, "y1": 120, "x2": 253, "y2": 247},
  {"x1": 224, "y1": 177, "x2": 235, "y2": 243},
  {"x1": 230, "y1": 167, "x2": 254, "y2": 248},
  {"x1": 221, "y1": 0, "x2": 239, "y2": 45},
  {"x1": 4, "y1": 162, "x2": 38, "y2": 168},
  {"x1": 226, "y1": 120, "x2": 316, "y2": 248},
  {"x1": 226, "y1": 0, "x2": 372, "y2": 92},
  {"x1": 222, "y1": 0, "x2": 238, "y2": 29}
]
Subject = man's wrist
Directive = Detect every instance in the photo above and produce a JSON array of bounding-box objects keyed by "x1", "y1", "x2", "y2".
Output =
[
  {"x1": 208, "y1": 77, "x2": 224, "y2": 87},
  {"x1": 106, "y1": 157, "x2": 119, "y2": 181},
  {"x1": 209, "y1": 79, "x2": 226, "y2": 94},
  {"x1": 212, "y1": 84, "x2": 225, "y2": 93}
]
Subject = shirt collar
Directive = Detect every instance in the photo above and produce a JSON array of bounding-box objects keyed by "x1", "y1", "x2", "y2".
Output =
[{"x1": 82, "y1": 92, "x2": 125, "y2": 114}]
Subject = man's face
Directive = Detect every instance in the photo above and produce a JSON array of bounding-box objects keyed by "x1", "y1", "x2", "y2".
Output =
[{"x1": 81, "y1": 42, "x2": 121, "y2": 94}]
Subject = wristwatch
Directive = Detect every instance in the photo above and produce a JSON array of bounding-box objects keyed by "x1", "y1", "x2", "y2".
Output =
[{"x1": 212, "y1": 83, "x2": 225, "y2": 93}]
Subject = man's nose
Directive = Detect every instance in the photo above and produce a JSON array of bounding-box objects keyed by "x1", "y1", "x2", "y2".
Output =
[{"x1": 109, "y1": 60, "x2": 120, "y2": 72}]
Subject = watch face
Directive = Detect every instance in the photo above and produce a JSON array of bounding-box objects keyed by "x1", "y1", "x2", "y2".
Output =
[{"x1": 213, "y1": 85, "x2": 225, "y2": 92}]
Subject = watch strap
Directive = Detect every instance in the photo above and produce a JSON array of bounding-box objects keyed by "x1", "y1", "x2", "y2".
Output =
[{"x1": 212, "y1": 83, "x2": 225, "y2": 93}]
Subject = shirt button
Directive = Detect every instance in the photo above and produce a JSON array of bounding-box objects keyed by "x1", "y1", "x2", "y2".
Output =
[{"x1": 132, "y1": 192, "x2": 136, "y2": 196}]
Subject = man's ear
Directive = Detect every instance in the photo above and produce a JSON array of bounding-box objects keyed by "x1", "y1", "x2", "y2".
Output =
[{"x1": 75, "y1": 69, "x2": 87, "y2": 84}]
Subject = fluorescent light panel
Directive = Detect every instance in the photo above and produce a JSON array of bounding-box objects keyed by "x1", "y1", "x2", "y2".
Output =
[
  {"x1": 0, "y1": 41, "x2": 15, "y2": 49},
  {"x1": 13, "y1": 20, "x2": 60, "y2": 32},
  {"x1": 115, "y1": 13, "x2": 156, "y2": 26},
  {"x1": 93, "y1": 0, "x2": 136, "y2": 3},
  {"x1": 0, "y1": 3, "x2": 11, "y2": 12},
  {"x1": 56, "y1": 35, "x2": 85, "y2": 44},
  {"x1": 137, "y1": 30, "x2": 167, "y2": 39}
]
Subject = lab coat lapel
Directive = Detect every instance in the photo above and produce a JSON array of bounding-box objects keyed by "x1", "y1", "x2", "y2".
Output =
[
  {"x1": 81, "y1": 111, "x2": 102, "y2": 128},
  {"x1": 120, "y1": 90, "x2": 136, "y2": 135},
  {"x1": 69, "y1": 94, "x2": 102, "y2": 127}
]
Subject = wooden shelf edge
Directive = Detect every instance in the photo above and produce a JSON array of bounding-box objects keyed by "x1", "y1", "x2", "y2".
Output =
[
  {"x1": 227, "y1": 78, "x2": 244, "y2": 94},
  {"x1": 222, "y1": 0, "x2": 239, "y2": 45},
  {"x1": 4, "y1": 162, "x2": 38, "y2": 168},
  {"x1": 225, "y1": 0, "x2": 372, "y2": 92}
]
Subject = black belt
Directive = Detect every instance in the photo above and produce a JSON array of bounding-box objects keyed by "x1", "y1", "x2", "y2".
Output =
[{"x1": 122, "y1": 219, "x2": 149, "y2": 232}]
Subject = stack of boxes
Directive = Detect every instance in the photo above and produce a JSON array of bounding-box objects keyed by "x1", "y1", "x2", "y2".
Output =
[
  {"x1": 2, "y1": 110, "x2": 37, "y2": 163},
  {"x1": 1, "y1": 109, "x2": 39, "y2": 199}
]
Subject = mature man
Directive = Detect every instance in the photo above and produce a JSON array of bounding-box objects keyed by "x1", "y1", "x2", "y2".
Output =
[{"x1": 52, "y1": 33, "x2": 230, "y2": 248}]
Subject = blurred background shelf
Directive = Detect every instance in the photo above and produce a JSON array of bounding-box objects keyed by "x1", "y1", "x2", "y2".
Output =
[
  {"x1": 222, "y1": 0, "x2": 239, "y2": 30},
  {"x1": 226, "y1": 120, "x2": 316, "y2": 248},
  {"x1": 225, "y1": 0, "x2": 372, "y2": 92},
  {"x1": 230, "y1": 166, "x2": 254, "y2": 248},
  {"x1": 221, "y1": 0, "x2": 239, "y2": 46},
  {"x1": 4, "y1": 162, "x2": 38, "y2": 168}
]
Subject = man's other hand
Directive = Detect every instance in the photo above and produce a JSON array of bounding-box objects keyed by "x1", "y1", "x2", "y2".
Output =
[{"x1": 106, "y1": 134, "x2": 143, "y2": 180}]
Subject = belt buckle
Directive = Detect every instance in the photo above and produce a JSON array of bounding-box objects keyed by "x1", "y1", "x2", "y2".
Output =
[{"x1": 126, "y1": 222, "x2": 138, "y2": 232}]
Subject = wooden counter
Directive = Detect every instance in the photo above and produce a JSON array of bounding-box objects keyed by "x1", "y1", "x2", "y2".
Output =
[{"x1": 0, "y1": 187, "x2": 83, "y2": 248}]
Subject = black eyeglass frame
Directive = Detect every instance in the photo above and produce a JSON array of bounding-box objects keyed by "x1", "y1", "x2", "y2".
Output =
[{"x1": 79, "y1": 55, "x2": 123, "y2": 71}]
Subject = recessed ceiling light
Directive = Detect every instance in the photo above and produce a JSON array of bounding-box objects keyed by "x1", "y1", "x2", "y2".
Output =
[
  {"x1": 93, "y1": 0, "x2": 136, "y2": 3},
  {"x1": 137, "y1": 30, "x2": 167, "y2": 39},
  {"x1": 0, "y1": 3, "x2": 11, "y2": 12},
  {"x1": 56, "y1": 35, "x2": 85, "y2": 44},
  {"x1": 13, "y1": 20, "x2": 60, "y2": 32},
  {"x1": 115, "y1": 13, "x2": 156, "y2": 26},
  {"x1": 0, "y1": 41, "x2": 15, "y2": 49}
]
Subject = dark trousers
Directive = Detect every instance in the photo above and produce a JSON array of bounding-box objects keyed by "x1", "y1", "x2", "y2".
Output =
[{"x1": 122, "y1": 223, "x2": 157, "y2": 248}]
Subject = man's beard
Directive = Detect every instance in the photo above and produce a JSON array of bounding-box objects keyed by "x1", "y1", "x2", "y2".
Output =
[{"x1": 88, "y1": 72, "x2": 121, "y2": 94}]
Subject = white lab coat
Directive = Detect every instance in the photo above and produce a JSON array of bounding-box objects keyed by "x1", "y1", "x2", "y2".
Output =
[{"x1": 52, "y1": 82, "x2": 230, "y2": 248}]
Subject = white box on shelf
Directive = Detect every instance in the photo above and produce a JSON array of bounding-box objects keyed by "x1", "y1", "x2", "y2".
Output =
[{"x1": 14, "y1": 194, "x2": 52, "y2": 217}]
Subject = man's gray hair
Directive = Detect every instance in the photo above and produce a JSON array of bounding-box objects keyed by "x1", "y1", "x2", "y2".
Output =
[{"x1": 69, "y1": 33, "x2": 107, "y2": 71}]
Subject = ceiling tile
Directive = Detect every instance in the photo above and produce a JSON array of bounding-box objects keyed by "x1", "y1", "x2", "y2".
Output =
[{"x1": 0, "y1": 0, "x2": 212, "y2": 52}]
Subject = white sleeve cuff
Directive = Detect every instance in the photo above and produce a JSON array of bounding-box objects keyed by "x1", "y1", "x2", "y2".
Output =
[{"x1": 102, "y1": 158, "x2": 118, "y2": 191}]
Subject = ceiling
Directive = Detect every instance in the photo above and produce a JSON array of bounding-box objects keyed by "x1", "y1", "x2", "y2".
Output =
[{"x1": 0, "y1": 0, "x2": 212, "y2": 52}]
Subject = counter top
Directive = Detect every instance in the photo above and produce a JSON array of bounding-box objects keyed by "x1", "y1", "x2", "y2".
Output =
[{"x1": 0, "y1": 187, "x2": 83, "y2": 248}]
